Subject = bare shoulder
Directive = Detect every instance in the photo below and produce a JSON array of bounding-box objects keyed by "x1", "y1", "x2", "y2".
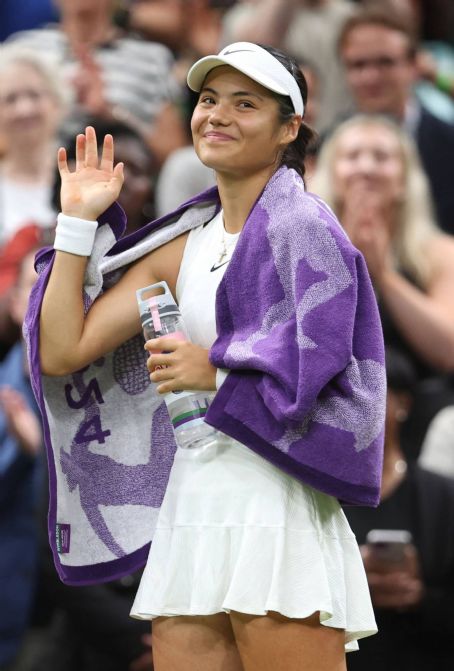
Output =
[
  {"x1": 131, "y1": 231, "x2": 189, "y2": 298},
  {"x1": 426, "y1": 234, "x2": 454, "y2": 272}
]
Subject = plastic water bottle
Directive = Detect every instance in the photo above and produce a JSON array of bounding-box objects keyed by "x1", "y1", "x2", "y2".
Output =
[{"x1": 136, "y1": 281, "x2": 219, "y2": 450}]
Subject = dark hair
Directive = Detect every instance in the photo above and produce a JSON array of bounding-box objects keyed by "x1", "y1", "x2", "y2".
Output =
[
  {"x1": 338, "y1": 8, "x2": 418, "y2": 59},
  {"x1": 259, "y1": 45, "x2": 316, "y2": 182}
]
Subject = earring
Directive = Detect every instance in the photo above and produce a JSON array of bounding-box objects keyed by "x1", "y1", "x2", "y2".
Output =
[{"x1": 395, "y1": 407, "x2": 408, "y2": 422}]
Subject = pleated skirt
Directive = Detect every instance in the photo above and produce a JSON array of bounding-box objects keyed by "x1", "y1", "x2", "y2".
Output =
[{"x1": 130, "y1": 435, "x2": 377, "y2": 652}]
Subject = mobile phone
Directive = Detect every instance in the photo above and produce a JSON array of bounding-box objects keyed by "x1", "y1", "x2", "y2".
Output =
[{"x1": 366, "y1": 529, "x2": 413, "y2": 564}]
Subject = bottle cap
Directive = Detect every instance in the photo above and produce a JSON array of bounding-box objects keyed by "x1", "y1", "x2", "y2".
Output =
[{"x1": 136, "y1": 281, "x2": 179, "y2": 332}]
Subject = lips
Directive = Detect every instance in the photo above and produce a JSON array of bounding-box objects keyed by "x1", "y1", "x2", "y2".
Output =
[{"x1": 203, "y1": 131, "x2": 235, "y2": 141}]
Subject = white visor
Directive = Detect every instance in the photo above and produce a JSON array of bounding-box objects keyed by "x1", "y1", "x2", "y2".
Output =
[{"x1": 187, "y1": 42, "x2": 304, "y2": 117}]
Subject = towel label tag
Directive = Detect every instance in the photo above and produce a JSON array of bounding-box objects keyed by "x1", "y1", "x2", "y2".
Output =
[{"x1": 56, "y1": 523, "x2": 71, "y2": 554}]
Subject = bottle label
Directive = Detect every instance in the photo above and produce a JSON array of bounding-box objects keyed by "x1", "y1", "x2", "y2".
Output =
[{"x1": 164, "y1": 391, "x2": 215, "y2": 431}]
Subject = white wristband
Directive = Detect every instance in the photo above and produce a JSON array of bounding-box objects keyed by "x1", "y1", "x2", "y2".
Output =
[
  {"x1": 54, "y1": 213, "x2": 98, "y2": 256},
  {"x1": 216, "y1": 368, "x2": 229, "y2": 390}
]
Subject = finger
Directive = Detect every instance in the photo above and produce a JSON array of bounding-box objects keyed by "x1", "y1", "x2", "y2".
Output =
[
  {"x1": 144, "y1": 338, "x2": 162, "y2": 351},
  {"x1": 146, "y1": 355, "x2": 171, "y2": 372},
  {"x1": 75, "y1": 134, "x2": 86, "y2": 171},
  {"x1": 100, "y1": 133, "x2": 114, "y2": 172},
  {"x1": 145, "y1": 337, "x2": 180, "y2": 352},
  {"x1": 112, "y1": 161, "x2": 124, "y2": 184},
  {"x1": 156, "y1": 380, "x2": 179, "y2": 394},
  {"x1": 57, "y1": 147, "x2": 69, "y2": 175},
  {"x1": 150, "y1": 367, "x2": 173, "y2": 383},
  {"x1": 85, "y1": 126, "x2": 99, "y2": 168}
]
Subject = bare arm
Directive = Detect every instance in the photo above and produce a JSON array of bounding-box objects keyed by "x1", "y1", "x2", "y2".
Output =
[
  {"x1": 40, "y1": 252, "x2": 156, "y2": 376},
  {"x1": 39, "y1": 127, "x2": 156, "y2": 376},
  {"x1": 340, "y1": 189, "x2": 454, "y2": 373},
  {"x1": 376, "y1": 236, "x2": 454, "y2": 372}
]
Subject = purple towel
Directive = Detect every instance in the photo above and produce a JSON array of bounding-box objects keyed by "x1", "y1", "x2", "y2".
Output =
[{"x1": 24, "y1": 166, "x2": 385, "y2": 585}]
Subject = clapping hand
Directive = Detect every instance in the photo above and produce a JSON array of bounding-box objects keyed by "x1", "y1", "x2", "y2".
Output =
[
  {"x1": 58, "y1": 126, "x2": 124, "y2": 221},
  {"x1": 72, "y1": 45, "x2": 111, "y2": 119},
  {"x1": 0, "y1": 386, "x2": 42, "y2": 457},
  {"x1": 341, "y1": 185, "x2": 394, "y2": 283}
]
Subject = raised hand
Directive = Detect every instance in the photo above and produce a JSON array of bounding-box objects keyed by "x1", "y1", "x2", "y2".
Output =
[{"x1": 58, "y1": 126, "x2": 124, "y2": 221}]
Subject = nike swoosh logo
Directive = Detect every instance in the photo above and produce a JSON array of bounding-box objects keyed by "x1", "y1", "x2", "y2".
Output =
[
  {"x1": 222, "y1": 49, "x2": 255, "y2": 55},
  {"x1": 210, "y1": 261, "x2": 229, "y2": 272}
]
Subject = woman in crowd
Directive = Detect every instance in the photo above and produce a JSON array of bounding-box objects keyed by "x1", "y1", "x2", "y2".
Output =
[
  {"x1": 7, "y1": 0, "x2": 186, "y2": 165},
  {"x1": 311, "y1": 115, "x2": 454, "y2": 453},
  {"x1": 0, "y1": 45, "x2": 66, "y2": 246},
  {"x1": 34, "y1": 43, "x2": 385, "y2": 670}
]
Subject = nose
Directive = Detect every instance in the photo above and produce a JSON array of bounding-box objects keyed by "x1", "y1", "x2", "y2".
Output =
[
  {"x1": 354, "y1": 150, "x2": 378, "y2": 175},
  {"x1": 357, "y1": 62, "x2": 382, "y2": 86},
  {"x1": 207, "y1": 102, "x2": 231, "y2": 126},
  {"x1": 12, "y1": 92, "x2": 38, "y2": 118}
]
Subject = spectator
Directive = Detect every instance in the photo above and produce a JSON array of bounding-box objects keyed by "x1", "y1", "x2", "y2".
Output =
[
  {"x1": 311, "y1": 114, "x2": 454, "y2": 454},
  {"x1": 7, "y1": 0, "x2": 186, "y2": 165},
  {"x1": 361, "y1": 0, "x2": 454, "y2": 122},
  {"x1": 125, "y1": 0, "x2": 233, "y2": 56},
  {"x1": 0, "y1": 45, "x2": 65, "y2": 246},
  {"x1": 0, "y1": 248, "x2": 44, "y2": 671},
  {"x1": 337, "y1": 6, "x2": 454, "y2": 233},
  {"x1": 418, "y1": 405, "x2": 454, "y2": 479},
  {"x1": 345, "y1": 347, "x2": 454, "y2": 671},
  {"x1": 0, "y1": 247, "x2": 154, "y2": 671},
  {"x1": 0, "y1": 226, "x2": 54, "y2": 362},
  {"x1": 220, "y1": 0, "x2": 357, "y2": 131},
  {"x1": 0, "y1": 0, "x2": 59, "y2": 42},
  {"x1": 155, "y1": 145, "x2": 215, "y2": 218}
]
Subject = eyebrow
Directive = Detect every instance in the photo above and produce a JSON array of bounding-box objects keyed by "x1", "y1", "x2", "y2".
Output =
[{"x1": 200, "y1": 86, "x2": 264, "y2": 101}]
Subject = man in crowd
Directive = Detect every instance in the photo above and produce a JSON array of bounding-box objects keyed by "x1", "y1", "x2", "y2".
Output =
[{"x1": 338, "y1": 8, "x2": 454, "y2": 234}]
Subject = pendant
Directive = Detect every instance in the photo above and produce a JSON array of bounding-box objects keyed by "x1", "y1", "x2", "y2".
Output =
[{"x1": 217, "y1": 248, "x2": 228, "y2": 265}]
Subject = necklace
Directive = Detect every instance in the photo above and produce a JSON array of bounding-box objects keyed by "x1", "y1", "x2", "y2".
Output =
[
  {"x1": 216, "y1": 228, "x2": 237, "y2": 265},
  {"x1": 212, "y1": 216, "x2": 240, "y2": 270}
]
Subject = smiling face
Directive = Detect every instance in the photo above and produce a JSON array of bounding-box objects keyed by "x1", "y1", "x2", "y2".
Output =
[
  {"x1": 0, "y1": 62, "x2": 61, "y2": 147},
  {"x1": 341, "y1": 24, "x2": 416, "y2": 118},
  {"x1": 191, "y1": 66, "x2": 297, "y2": 180},
  {"x1": 332, "y1": 123, "x2": 406, "y2": 208}
]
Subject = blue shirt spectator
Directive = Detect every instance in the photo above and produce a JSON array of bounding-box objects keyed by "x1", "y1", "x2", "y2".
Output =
[
  {"x1": 0, "y1": 342, "x2": 44, "y2": 668},
  {"x1": 0, "y1": 0, "x2": 59, "y2": 42}
]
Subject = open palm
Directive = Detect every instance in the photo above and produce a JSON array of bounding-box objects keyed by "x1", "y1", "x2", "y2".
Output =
[{"x1": 58, "y1": 126, "x2": 124, "y2": 221}]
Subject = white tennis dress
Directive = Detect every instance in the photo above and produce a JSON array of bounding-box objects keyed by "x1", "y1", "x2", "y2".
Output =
[{"x1": 130, "y1": 211, "x2": 377, "y2": 651}]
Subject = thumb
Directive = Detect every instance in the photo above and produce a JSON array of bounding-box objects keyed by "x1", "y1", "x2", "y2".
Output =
[{"x1": 112, "y1": 162, "x2": 124, "y2": 183}]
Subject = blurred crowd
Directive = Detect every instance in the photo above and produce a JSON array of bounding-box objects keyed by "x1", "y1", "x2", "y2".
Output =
[{"x1": 0, "y1": 1, "x2": 453, "y2": 670}]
